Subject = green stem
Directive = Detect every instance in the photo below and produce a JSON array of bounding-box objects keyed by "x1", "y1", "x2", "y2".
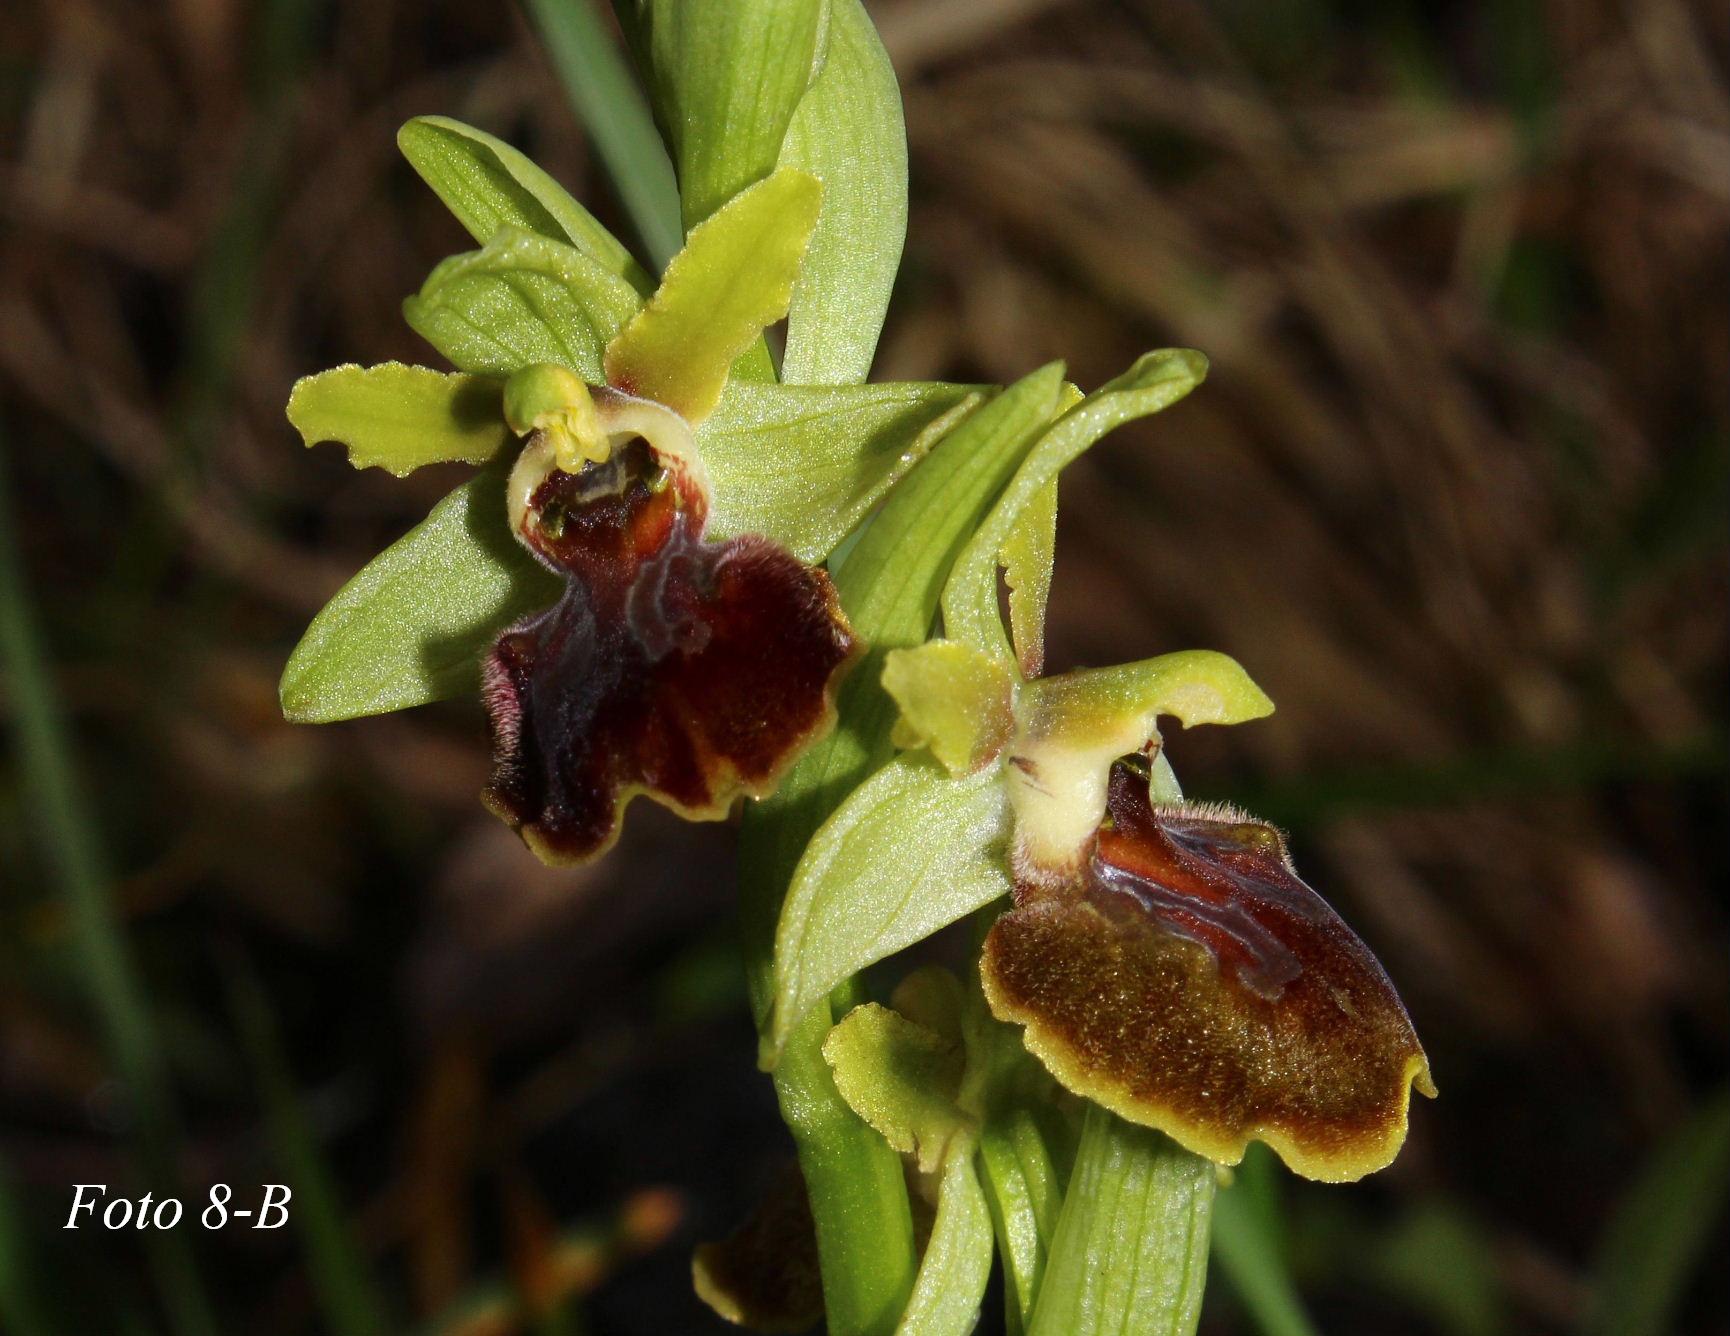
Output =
[
  {"x1": 1028, "y1": 1106, "x2": 1215, "y2": 1336},
  {"x1": 0, "y1": 435, "x2": 217, "y2": 1336},
  {"x1": 521, "y1": 0, "x2": 684, "y2": 269}
]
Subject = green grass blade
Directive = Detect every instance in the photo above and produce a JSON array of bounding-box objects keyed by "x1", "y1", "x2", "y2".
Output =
[
  {"x1": 1212, "y1": 1156, "x2": 1320, "y2": 1336},
  {"x1": 0, "y1": 1157, "x2": 61, "y2": 1336},
  {"x1": 0, "y1": 431, "x2": 217, "y2": 1336},
  {"x1": 224, "y1": 958, "x2": 393, "y2": 1336},
  {"x1": 521, "y1": 0, "x2": 683, "y2": 269},
  {"x1": 1584, "y1": 1090, "x2": 1730, "y2": 1336}
]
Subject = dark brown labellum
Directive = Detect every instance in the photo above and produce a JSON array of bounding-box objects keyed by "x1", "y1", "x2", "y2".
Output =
[{"x1": 482, "y1": 436, "x2": 858, "y2": 863}]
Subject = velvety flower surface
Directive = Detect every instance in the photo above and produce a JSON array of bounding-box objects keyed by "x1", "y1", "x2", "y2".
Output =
[
  {"x1": 982, "y1": 762, "x2": 1435, "y2": 1182},
  {"x1": 483, "y1": 395, "x2": 859, "y2": 864}
]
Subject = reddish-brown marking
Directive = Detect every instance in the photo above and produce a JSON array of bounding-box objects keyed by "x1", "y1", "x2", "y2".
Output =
[{"x1": 482, "y1": 439, "x2": 856, "y2": 862}]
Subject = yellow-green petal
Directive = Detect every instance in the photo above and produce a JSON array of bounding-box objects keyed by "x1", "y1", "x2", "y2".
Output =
[
  {"x1": 286, "y1": 363, "x2": 509, "y2": 478},
  {"x1": 823, "y1": 1002, "x2": 968, "y2": 1176},
  {"x1": 882, "y1": 640, "x2": 1018, "y2": 776},
  {"x1": 603, "y1": 169, "x2": 823, "y2": 425}
]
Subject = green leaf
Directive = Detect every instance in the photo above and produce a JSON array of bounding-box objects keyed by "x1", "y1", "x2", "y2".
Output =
[
  {"x1": 603, "y1": 168, "x2": 822, "y2": 423},
  {"x1": 396, "y1": 115, "x2": 654, "y2": 294},
  {"x1": 280, "y1": 465, "x2": 558, "y2": 723},
  {"x1": 1584, "y1": 1090, "x2": 1730, "y2": 1336},
  {"x1": 698, "y1": 378, "x2": 982, "y2": 561},
  {"x1": 225, "y1": 961, "x2": 393, "y2": 1336},
  {"x1": 823, "y1": 1003, "x2": 967, "y2": 1175},
  {"x1": 944, "y1": 348, "x2": 1209, "y2": 666},
  {"x1": 642, "y1": 0, "x2": 827, "y2": 229},
  {"x1": 1000, "y1": 478, "x2": 1057, "y2": 676},
  {"x1": 897, "y1": 1143, "x2": 995, "y2": 1336},
  {"x1": 1364, "y1": 1201, "x2": 1504, "y2": 1336},
  {"x1": 779, "y1": 0, "x2": 908, "y2": 385},
  {"x1": 882, "y1": 640, "x2": 1018, "y2": 775},
  {"x1": 1028, "y1": 1107, "x2": 1215, "y2": 1336},
  {"x1": 286, "y1": 364, "x2": 509, "y2": 477},
  {"x1": 770, "y1": 754, "x2": 1011, "y2": 1056},
  {"x1": 404, "y1": 227, "x2": 643, "y2": 380}
]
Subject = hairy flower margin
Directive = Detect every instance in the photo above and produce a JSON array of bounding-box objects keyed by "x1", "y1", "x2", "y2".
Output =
[{"x1": 280, "y1": 5, "x2": 1433, "y2": 1329}]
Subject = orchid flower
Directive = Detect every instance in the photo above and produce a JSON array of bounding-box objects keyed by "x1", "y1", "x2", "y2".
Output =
[
  {"x1": 279, "y1": 125, "x2": 981, "y2": 863},
  {"x1": 769, "y1": 354, "x2": 1433, "y2": 1185}
]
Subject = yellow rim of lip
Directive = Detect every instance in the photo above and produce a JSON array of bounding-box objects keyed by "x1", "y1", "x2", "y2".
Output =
[{"x1": 979, "y1": 963, "x2": 1436, "y2": 1184}]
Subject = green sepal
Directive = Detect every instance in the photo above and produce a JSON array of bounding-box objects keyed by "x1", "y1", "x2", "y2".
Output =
[
  {"x1": 603, "y1": 169, "x2": 822, "y2": 424},
  {"x1": 642, "y1": 0, "x2": 827, "y2": 230},
  {"x1": 396, "y1": 115, "x2": 654, "y2": 294},
  {"x1": 404, "y1": 228, "x2": 643, "y2": 380},
  {"x1": 698, "y1": 379, "x2": 983, "y2": 562},
  {"x1": 943, "y1": 349, "x2": 1209, "y2": 667},
  {"x1": 768, "y1": 754, "x2": 1011, "y2": 1059},
  {"x1": 779, "y1": 0, "x2": 908, "y2": 386},
  {"x1": 286, "y1": 364, "x2": 509, "y2": 477},
  {"x1": 882, "y1": 640, "x2": 1018, "y2": 775},
  {"x1": 279, "y1": 463, "x2": 558, "y2": 723}
]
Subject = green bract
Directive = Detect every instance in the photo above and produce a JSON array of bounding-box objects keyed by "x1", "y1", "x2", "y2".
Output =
[
  {"x1": 772, "y1": 754, "x2": 1011, "y2": 1053},
  {"x1": 1028, "y1": 1108, "x2": 1216, "y2": 1336}
]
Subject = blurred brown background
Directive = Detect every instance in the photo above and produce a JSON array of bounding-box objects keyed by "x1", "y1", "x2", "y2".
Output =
[{"x1": 1, "y1": 0, "x2": 1726, "y2": 1333}]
